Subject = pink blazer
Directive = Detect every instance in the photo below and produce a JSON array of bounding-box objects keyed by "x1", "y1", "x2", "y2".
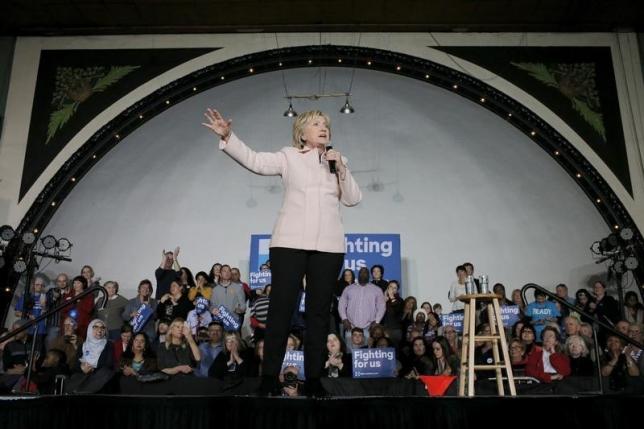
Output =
[{"x1": 220, "y1": 133, "x2": 362, "y2": 253}]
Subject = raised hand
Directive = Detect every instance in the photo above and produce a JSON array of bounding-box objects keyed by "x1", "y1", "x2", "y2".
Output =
[
  {"x1": 182, "y1": 321, "x2": 192, "y2": 337},
  {"x1": 202, "y1": 108, "x2": 232, "y2": 140}
]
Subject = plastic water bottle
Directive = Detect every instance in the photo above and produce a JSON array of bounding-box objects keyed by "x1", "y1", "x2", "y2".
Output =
[
  {"x1": 465, "y1": 276, "x2": 476, "y2": 294},
  {"x1": 479, "y1": 275, "x2": 489, "y2": 294}
]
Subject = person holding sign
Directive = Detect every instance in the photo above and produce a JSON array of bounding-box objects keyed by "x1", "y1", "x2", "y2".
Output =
[
  {"x1": 122, "y1": 280, "x2": 157, "y2": 339},
  {"x1": 210, "y1": 265, "x2": 246, "y2": 327},
  {"x1": 203, "y1": 108, "x2": 362, "y2": 396}
]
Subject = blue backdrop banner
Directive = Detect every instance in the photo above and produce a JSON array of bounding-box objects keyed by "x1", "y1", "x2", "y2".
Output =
[
  {"x1": 249, "y1": 234, "x2": 272, "y2": 289},
  {"x1": 249, "y1": 233, "x2": 401, "y2": 290}
]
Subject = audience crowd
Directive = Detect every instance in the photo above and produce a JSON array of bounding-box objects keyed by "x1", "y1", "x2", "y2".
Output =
[{"x1": 1, "y1": 250, "x2": 643, "y2": 396}]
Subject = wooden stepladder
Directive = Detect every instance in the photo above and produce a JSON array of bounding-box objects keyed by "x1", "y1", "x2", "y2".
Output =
[{"x1": 458, "y1": 293, "x2": 516, "y2": 396}]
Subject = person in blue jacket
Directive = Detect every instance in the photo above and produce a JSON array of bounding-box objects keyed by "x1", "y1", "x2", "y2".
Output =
[{"x1": 525, "y1": 289, "x2": 560, "y2": 341}]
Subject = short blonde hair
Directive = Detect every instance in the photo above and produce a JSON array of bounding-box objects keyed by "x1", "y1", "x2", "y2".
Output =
[
  {"x1": 165, "y1": 318, "x2": 187, "y2": 349},
  {"x1": 565, "y1": 334, "x2": 589, "y2": 357},
  {"x1": 104, "y1": 280, "x2": 119, "y2": 293},
  {"x1": 224, "y1": 332, "x2": 245, "y2": 351},
  {"x1": 291, "y1": 110, "x2": 331, "y2": 148}
]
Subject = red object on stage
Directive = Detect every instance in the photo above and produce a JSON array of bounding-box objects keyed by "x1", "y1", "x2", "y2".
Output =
[{"x1": 419, "y1": 375, "x2": 457, "y2": 396}]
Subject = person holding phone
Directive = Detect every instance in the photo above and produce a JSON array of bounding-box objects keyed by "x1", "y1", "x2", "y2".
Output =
[
  {"x1": 203, "y1": 108, "x2": 362, "y2": 396},
  {"x1": 157, "y1": 318, "x2": 201, "y2": 376}
]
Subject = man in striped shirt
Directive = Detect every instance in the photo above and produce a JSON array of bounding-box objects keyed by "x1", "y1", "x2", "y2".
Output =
[{"x1": 250, "y1": 285, "x2": 271, "y2": 341}]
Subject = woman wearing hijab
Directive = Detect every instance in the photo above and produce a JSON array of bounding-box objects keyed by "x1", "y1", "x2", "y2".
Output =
[{"x1": 65, "y1": 319, "x2": 115, "y2": 393}]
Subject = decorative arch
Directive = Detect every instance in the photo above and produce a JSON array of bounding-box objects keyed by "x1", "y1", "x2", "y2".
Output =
[{"x1": 3, "y1": 44, "x2": 643, "y2": 318}]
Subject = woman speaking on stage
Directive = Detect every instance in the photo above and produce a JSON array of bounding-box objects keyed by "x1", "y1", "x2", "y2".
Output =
[{"x1": 203, "y1": 108, "x2": 362, "y2": 396}]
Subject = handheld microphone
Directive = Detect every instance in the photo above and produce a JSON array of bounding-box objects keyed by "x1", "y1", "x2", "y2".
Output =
[{"x1": 326, "y1": 145, "x2": 337, "y2": 174}]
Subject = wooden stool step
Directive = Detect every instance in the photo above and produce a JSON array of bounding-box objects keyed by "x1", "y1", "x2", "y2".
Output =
[
  {"x1": 473, "y1": 364, "x2": 507, "y2": 370},
  {"x1": 457, "y1": 293, "x2": 517, "y2": 397}
]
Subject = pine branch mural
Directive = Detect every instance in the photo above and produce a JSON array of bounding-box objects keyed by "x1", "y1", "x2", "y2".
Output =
[
  {"x1": 511, "y1": 62, "x2": 606, "y2": 141},
  {"x1": 46, "y1": 65, "x2": 140, "y2": 143}
]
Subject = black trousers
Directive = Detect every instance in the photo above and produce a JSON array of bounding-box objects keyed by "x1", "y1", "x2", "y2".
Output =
[{"x1": 262, "y1": 247, "x2": 344, "y2": 379}]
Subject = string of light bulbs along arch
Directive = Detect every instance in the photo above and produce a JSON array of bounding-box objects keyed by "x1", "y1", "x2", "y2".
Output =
[{"x1": 1, "y1": 45, "x2": 642, "y2": 309}]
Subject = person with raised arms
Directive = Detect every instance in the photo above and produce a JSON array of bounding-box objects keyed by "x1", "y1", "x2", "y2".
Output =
[{"x1": 203, "y1": 108, "x2": 361, "y2": 396}]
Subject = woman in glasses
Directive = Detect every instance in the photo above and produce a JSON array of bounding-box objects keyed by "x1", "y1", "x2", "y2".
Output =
[{"x1": 65, "y1": 319, "x2": 115, "y2": 393}]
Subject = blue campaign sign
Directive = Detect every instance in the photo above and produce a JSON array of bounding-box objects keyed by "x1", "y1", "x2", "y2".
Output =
[
  {"x1": 500, "y1": 305, "x2": 520, "y2": 328},
  {"x1": 281, "y1": 350, "x2": 305, "y2": 380},
  {"x1": 250, "y1": 233, "x2": 402, "y2": 289},
  {"x1": 130, "y1": 304, "x2": 154, "y2": 333},
  {"x1": 352, "y1": 347, "x2": 397, "y2": 378},
  {"x1": 249, "y1": 234, "x2": 272, "y2": 289},
  {"x1": 441, "y1": 313, "x2": 465, "y2": 333},
  {"x1": 214, "y1": 305, "x2": 240, "y2": 331},
  {"x1": 344, "y1": 234, "x2": 401, "y2": 288}
]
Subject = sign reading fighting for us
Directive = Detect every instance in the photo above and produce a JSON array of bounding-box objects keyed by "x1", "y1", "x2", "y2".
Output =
[
  {"x1": 281, "y1": 350, "x2": 305, "y2": 380},
  {"x1": 441, "y1": 305, "x2": 520, "y2": 333},
  {"x1": 130, "y1": 304, "x2": 154, "y2": 333},
  {"x1": 249, "y1": 233, "x2": 402, "y2": 290},
  {"x1": 441, "y1": 313, "x2": 465, "y2": 333},
  {"x1": 214, "y1": 305, "x2": 240, "y2": 331},
  {"x1": 352, "y1": 348, "x2": 397, "y2": 378},
  {"x1": 249, "y1": 234, "x2": 272, "y2": 289},
  {"x1": 500, "y1": 305, "x2": 520, "y2": 327}
]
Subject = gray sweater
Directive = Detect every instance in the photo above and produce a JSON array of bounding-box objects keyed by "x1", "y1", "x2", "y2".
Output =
[
  {"x1": 97, "y1": 295, "x2": 129, "y2": 331},
  {"x1": 210, "y1": 282, "x2": 246, "y2": 317}
]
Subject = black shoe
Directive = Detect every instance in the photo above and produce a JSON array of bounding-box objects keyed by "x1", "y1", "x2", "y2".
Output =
[
  {"x1": 304, "y1": 378, "x2": 328, "y2": 398},
  {"x1": 257, "y1": 375, "x2": 281, "y2": 397}
]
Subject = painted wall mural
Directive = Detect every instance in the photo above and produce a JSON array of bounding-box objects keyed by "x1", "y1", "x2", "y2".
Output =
[
  {"x1": 434, "y1": 47, "x2": 630, "y2": 194},
  {"x1": 48, "y1": 65, "x2": 140, "y2": 144},
  {"x1": 20, "y1": 48, "x2": 216, "y2": 199}
]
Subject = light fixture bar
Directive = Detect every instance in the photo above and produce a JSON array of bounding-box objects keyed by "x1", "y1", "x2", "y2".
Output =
[{"x1": 286, "y1": 93, "x2": 350, "y2": 100}]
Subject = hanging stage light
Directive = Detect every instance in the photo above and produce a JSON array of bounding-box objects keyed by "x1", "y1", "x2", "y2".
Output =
[
  {"x1": 613, "y1": 260, "x2": 625, "y2": 274},
  {"x1": 22, "y1": 232, "x2": 36, "y2": 245},
  {"x1": 58, "y1": 238, "x2": 72, "y2": 251},
  {"x1": 13, "y1": 258, "x2": 27, "y2": 273},
  {"x1": 41, "y1": 235, "x2": 57, "y2": 250},
  {"x1": 283, "y1": 102, "x2": 297, "y2": 117},
  {"x1": 625, "y1": 255, "x2": 639, "y2": 270},
  {"x1": 599, "y1": 233, "x2": 620, "y2": 253},
  {"x1": 0, "y1": 225, "x2": 15, "y2": 241},
  {"x1": 619, "y1": 227, "x2": 634, "y2": 241},
  {"x1": 339, "y1": 97, "x2": 355, "y2": 114}
]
